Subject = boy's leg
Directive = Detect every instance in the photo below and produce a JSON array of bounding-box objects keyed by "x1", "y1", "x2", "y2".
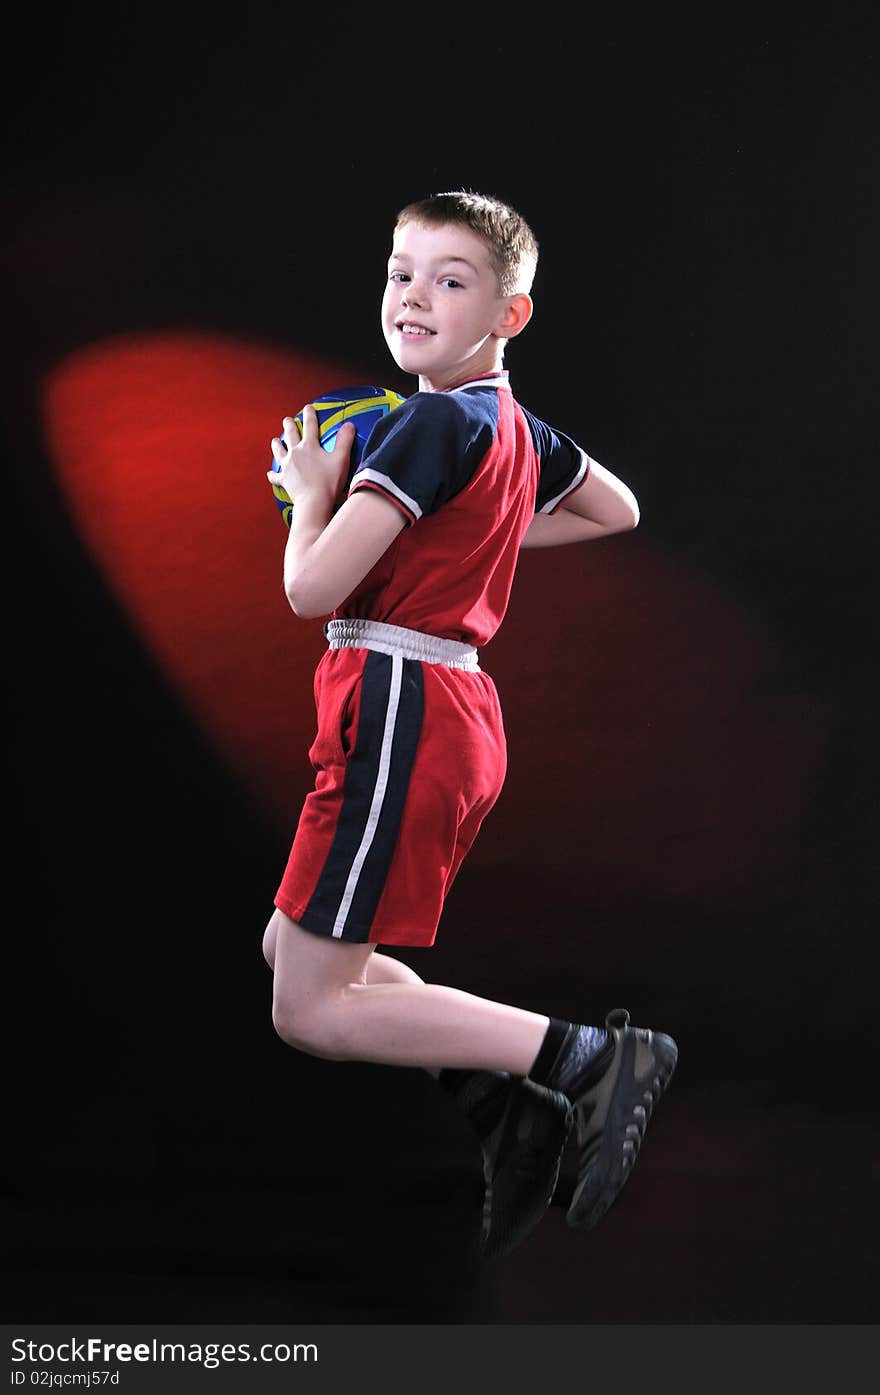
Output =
[
  {"x1": 268, "y1": 909, "x2": 549, "y2": 1073},
  {"x1": 265, "y1": 910, "x2": 676, "y2": 1241},
  {"x1": 264, "y1": 918, "x2": 424, "y2": 987},
  {"x1": 362, "y1": 951, "x2": 574, "y2": 1258},
  {"x1": 265, "y1": 910, "x2": 572, "y2": 1258},
  {"x1": 363, "y1": 950, "x2": 426, "y2": 988}
]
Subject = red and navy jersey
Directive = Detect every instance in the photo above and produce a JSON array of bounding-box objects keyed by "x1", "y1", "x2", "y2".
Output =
[{"x1": 337, "y1": 370, "x2": 591, "y2": 647}]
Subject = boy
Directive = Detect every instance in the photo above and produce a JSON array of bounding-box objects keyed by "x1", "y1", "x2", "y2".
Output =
[{"x1": 263, "y1": 191, "x2": 677, "y2": 1259}]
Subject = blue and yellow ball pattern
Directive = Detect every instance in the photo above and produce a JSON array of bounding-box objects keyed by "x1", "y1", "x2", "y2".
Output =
[{"x1": 269, "y1": 385, "x2": 407, "y2": 527}]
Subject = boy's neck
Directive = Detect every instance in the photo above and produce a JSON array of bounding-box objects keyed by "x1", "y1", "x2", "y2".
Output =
[
  {"x1": 419, "y1": 358, "x2": 509, "y2": 393},
  {"x1": 418, "y1": 341, "x2": 508, "y2": 394},
  {"x1": 427, "y1": 368, "x2": 509, "y2": 393}
]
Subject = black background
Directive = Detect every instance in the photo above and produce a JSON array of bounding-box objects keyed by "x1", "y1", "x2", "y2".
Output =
[{"x1": 4, "y1": 1, "x2": 878, "y2": 1326}]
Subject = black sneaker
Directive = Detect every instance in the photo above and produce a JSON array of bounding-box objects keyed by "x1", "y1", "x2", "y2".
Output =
[
  {"x1": 479, "y1": 1077, "x2": 573, "y2": 1259},
  {"x1": 442, "y1": 1071, "x2": 573, "y2": 1260},
  {"x1": 438, "y1": 1067, "x2": 512, "y2": 1143},
  {"x1": 565, "y1": 1008, "x2": 678, "y2": 1232}
]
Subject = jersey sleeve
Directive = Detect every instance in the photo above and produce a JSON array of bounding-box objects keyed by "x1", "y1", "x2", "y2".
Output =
[
  {"x1": 348, "y1": 392, "x2": 491, "y2": 525},
  {"x1": 522, "y1": 407, "x2": 592, "y2": 514}
]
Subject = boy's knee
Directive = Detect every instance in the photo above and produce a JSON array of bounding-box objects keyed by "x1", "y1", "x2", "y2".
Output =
[
  {"x1": 271, "y1": 992, "x2": 352, "y2": 1060},
  {"x1": 271, "y1": 1000, "x2": 309, "y2": 1052}
]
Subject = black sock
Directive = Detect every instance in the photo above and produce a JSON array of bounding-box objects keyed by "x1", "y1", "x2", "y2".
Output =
[
  {"x1": 528, "y1": 1017, "x2": 573, "y2": 1085},
  {"x1": 529, "y1": 1018, "x2": 611, "y2": 1097}
]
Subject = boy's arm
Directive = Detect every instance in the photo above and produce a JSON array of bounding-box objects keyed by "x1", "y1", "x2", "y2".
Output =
[
  {"x1": 269, "y1": 407, "x2": 406, "y2": 619},
  {"x1": 520, "y1": 458, "x2": 640, "y2": 549},
  {"x1": 282, "y1": 489, "x2": 405, "y2": 619}
]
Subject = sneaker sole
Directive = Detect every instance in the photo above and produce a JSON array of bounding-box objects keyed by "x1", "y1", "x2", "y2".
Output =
[{"x1": 566, "y1": 1008, "x2": 678, "y2": 1232}]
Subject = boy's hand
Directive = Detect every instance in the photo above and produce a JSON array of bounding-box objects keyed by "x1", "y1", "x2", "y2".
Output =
[{"x1": 267, "y1": 405, "x2": 356, "y2": 509}]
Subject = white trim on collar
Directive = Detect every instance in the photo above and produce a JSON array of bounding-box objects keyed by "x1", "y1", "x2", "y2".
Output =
[{"x1": 446, "y1": 374, "x2": 511, "y2": 392}]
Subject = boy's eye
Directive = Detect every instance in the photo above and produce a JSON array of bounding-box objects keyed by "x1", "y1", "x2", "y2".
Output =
[
  {"x1": 440, "y1": 277, "x2": 462, "y2": 288},
  {"x1": 389, "y1": 270, "x2": 410, "y2": 283}
]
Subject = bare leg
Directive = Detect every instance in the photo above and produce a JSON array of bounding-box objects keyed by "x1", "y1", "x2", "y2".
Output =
[
  {"x1": 263, "y1": 916, "x2": 425, "y2": 985},
  {"x1": 265, "y1": 909, "x2": 549, "y2": 1076},
  {"x1": 265, "y1": 916, "x2": 439, "y2": 1076},
  {"x1": 366, "y1": 951, "x2": 426, "y2": 987}
]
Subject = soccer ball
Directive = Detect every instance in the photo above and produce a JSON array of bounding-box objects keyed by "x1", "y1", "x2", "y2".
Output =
[{"x1": 269, "y1": 384, "x2": 407, "y2": 527}]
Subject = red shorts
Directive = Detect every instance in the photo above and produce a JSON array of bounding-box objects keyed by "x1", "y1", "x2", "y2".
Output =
[{"x1": 274, "y1": 645, "x2": 507, "y2": 946}]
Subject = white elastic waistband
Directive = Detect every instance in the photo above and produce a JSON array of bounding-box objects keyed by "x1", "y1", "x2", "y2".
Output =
[{"x1": 325, "y1": 618, "x2": 480, "y2": 671}]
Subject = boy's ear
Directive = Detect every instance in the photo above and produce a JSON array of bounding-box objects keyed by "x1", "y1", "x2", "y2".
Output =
[{"x1": 495, "y1": 292, "x2": 534, "y2": 340}]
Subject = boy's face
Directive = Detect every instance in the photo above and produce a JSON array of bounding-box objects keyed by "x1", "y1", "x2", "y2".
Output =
[{"x1": 382, "y1": 220, "x2": 530, "y2": 391}]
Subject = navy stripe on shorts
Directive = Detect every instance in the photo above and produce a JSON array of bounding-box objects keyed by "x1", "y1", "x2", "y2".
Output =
[{"x1": 300, "y1": 649, "x2": 425, "y2": 943}]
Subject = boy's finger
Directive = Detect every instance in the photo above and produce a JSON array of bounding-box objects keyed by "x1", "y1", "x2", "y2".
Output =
[
  {"x1": 296, "y1": 405, "x2": 317, "y2": 441},
  {"x1": 280, "y1": 413, "x2": 304, "y2": 447},
  {"x1": 334, "y1": 420, "x2": 356, "y2": 454}
]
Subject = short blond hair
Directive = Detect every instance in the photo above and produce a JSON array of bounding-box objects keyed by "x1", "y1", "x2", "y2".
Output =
[{"x1": 394, "y1": 190, "x2": 539, "y2": 296}]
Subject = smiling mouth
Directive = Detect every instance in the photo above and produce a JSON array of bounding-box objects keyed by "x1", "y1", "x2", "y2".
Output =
[{"x1": 397, "y1": 323, "x2": 435, "y2": 336}]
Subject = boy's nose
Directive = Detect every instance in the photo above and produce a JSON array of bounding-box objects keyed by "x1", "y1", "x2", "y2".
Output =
[{"x1": 401, "y1": 279, "x2": 427, "y2": 307}]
